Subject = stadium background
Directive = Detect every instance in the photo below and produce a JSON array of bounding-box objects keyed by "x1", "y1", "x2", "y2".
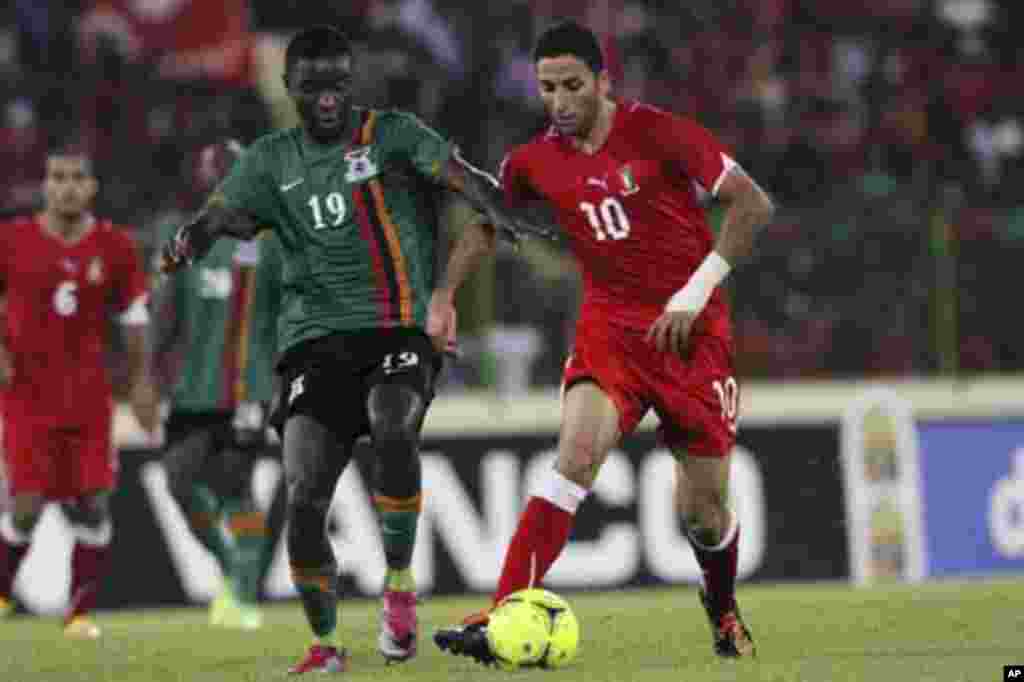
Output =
[{"x1": 2, "y1": 0, "x2": 1023, "y2": 612}]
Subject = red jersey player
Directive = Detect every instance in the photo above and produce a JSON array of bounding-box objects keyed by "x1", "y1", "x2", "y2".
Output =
[
  {"x1": 432, "y1": 22, "x2": 774, "y2": 661},
  {"x1": 0, "y1": 148, "x2": 158, "y2": 638}
]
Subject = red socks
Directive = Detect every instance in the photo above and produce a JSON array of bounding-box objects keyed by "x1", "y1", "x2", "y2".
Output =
[
  {"x1": 65, "y1": 519, "x2": 112, "y2": 623},
  {"x1": 493, "y1": 497, "x2": 575, "y2": 604},
  {"x1": 67, "y1": 542, "x2": 109, "y2": 622},
  {"x1": 0, "y1": 514, "x2": 111, "y2": 619},
  {"x1": 691, "y1": 524, "x2": 740, "y2": 615}
]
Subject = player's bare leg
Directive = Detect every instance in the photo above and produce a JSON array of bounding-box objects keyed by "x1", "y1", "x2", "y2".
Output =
[
  {"x1": 165, "y1": 432, "x2": 267, "y2": 630},
  {"x1": 492, "y1": 380, "x2": 620, "y2": 598},
  {"x1": 368, "y1": 382, "x2": 428, "y2": 663},
  {"x1": 0, "y1": 493, "x2": 44, "y2": 618},
  {"x1": 284, "y1": 415, "x2": 352, "y2": 674},
  {"x1": 61, "y1": 490, "x2": 113, "y2": 639},
  {"x1": 674, "y1": 453, "x2": 755, "y2": 658},
  {"x1": 436, "y1": 380, "x2": 620, "y2": 663}
]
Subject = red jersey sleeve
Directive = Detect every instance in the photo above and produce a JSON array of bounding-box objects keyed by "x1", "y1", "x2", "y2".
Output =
[
  {"x1": 650, "y1": 108, "x2": 738, "y2": 196},
  {"x1": 108, "y1": 227, "x2": 148, "y2": 312},
  {"x1": 498, "y1": 146, "x2": 538, "y2": 204}
]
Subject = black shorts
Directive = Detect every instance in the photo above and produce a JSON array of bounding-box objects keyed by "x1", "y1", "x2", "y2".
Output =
[
  {"x1": 165, "y1": 408, "x2": 270, "y2": 451},
  {"x1": 165, "y1": 410, "x2": 236, "y2": 450},
  {"x1": 163, "y1": 409, "x2": 271, "y2": 498},
  {"x1": 274, "y1": 327, "x2": 440, "y2": 441}
]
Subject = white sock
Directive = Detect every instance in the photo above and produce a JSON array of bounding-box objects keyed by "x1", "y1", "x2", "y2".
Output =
[{"x1": 535, "y1": 469, "x2": 589, "y2": 514}]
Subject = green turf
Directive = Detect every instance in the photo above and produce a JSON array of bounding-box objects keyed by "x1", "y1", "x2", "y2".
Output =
[{"x1": 3, "y1": 578, "x2": 1020, "y2": 682}]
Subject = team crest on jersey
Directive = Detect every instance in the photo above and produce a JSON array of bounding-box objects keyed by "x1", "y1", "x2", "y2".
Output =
[
  {"x1": 87, "y1": 257, "x2": 104, "y2": 283},
  {"x1": 233, "y1": 239, "x2": 261, "y2": 266},
  {"x1": 619, "y1": 165, "x2": 640, "y2": 196},
  {"x1": 344, "y1": 146, "x2": 379, "y2": 183}
]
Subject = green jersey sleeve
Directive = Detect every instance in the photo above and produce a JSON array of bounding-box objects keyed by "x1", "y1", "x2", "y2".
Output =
[
  {"x1": 215, "y1": 142, "x2": 278, "y2": 227},
  {"x1": 379, "y1": 111, "x2": 455, "y2": 183}
]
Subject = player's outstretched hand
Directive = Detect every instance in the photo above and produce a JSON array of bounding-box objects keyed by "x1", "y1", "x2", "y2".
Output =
[
  {"x1": 157, "y1": 226, "x2": 192, "y2": 274},
  {"x1": 130, "y1": 379, "x2": 160, "y2": 435},
  {"x1": 427, "y1": 290, "x2": 458, "y2": 357},
  {"x1": 487, "y1": 208, "x2": 559, "y2": 246},
  {"x1": 508, "y1": 213, "x2": 560, "y2": 244},
  {"x1": 646, "y1": 310, "x2": 697, "y2": 355}
]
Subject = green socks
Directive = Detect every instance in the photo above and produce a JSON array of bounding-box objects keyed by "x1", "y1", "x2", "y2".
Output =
[
  {"x1": 293, "y1": 570, "x2": 339, "y2": 640},
  {"x1": 223, "y1": 502, "x2": 268, "y2": 604},
  {"x1": 374, "y1": 494, "x2": 421, "y2": 589},
  {"x1": 186, "y1": 485, "x2": 238, "y2": 578},
  {"x1": 186, "y1": 487, "x2": 269, "y2": 605}
]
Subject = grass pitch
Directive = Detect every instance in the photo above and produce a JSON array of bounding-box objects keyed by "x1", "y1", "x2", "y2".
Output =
[{"x1": 2, "y1": 578, "x2": 1018, "y2": 682}]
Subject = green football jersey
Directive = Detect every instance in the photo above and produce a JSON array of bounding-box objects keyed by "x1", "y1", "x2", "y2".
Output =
[
  {"x1": 216, "y1": 107, "x2": 454, "y2": 356},
  {"x1": 164, "y1": 225, "x2": 283, "y2": 410}
]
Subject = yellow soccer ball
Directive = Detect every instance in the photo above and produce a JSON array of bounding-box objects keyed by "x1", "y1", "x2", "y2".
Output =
[{"x1": 497, "y1": 588, "x2": 580, "y2": 669}]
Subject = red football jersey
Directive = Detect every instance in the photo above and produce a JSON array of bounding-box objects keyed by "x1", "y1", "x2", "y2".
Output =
[
  {"x1": 0, "y1": 215, "x2": 147, "y2": 424},
  {"x1": 501, "y1": 100, "x2": 736, "y2": 339}
]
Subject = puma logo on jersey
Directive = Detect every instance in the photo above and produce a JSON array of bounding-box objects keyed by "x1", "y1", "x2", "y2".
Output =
[
  {"x1": 280, "y1": 178, "x2": 304, "y2": 192},
  {"x1": 586, "y1": 177, "x2": 609, "y2": 191},
  {"x1": 289, "y1": 375, "x2": 306, "y2": 405}
]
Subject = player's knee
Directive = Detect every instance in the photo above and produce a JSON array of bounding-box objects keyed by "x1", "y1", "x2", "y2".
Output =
[
  {"x1": 163, "y1": 430, "x2": 215, "y2": 503},
  {"x1": 557, "y1": 436, "x2": 604, "y2": 488},
  {"x1": 370, "y1": 418, "x2": 419, "y2": 458},
  {"x1": 682, "y1": 489, "x2": 729, "y2": 545},
  {"x1": 367, "y1": 385, "x2": 424, "y2": 452},
  {"x1": 285, "y1": 473, "x2": 318, "y2": 509}
]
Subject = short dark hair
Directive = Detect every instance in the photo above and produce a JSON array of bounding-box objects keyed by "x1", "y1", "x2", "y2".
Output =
[
  {"x1": 47, "y1": 143, "x2": 94, "y2": 176},
  {"x1": 285, "y1": 25, "x2": 352, "y2": 76},
  {"x1": 533, "y1": 20, "x2": 604, "y2": 74}
]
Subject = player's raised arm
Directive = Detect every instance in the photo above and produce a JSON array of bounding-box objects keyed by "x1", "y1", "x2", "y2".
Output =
[
  {"x1": 427, "y1": 216, "x2": 496, "y2": 355},
  {"x1": 112, "y1": 230, "x2": 160, "y2": 435},
  {"x1": 158, "y1": 197, "x2": 262, "y2": 273},
  {"x1": 441, "y1": 151, "x2": 559, "y2": 244},
  {"x1": 159, "y1": 140, "x2": 265, "y2": 273},
  {"x1": 648, "y1": 116, "x2": 775, "y2": 353},
  {"x1": 708, "y1": 166, "x2": 775, "y2": 269}
]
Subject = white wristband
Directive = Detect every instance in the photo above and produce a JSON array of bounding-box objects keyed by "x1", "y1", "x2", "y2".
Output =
[
  {"x1": 118, "y1": 295, "x2": 151, "y2": 325},
  {"x1": 665, "y1": 251, "x2": 731, "y2": 313}
]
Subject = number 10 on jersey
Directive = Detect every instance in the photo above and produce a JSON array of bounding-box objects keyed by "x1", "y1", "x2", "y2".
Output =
[{"x1": 580, "y1": 197, "x2": 631, "y2": 241}]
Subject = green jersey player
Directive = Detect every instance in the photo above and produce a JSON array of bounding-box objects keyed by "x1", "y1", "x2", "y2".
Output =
[
  {"x1": 152, "y1": 141, "x2": 282, "y2": 631},
  {"x1": 157, "y1": 25, "x2": 556, "y2": 674}
]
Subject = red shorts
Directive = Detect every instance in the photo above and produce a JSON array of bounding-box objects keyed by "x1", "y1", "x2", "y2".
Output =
[
  {"x1": 2, "y1": 404, "x2": 116, "y2": 499},
  {"x1": 563, "y1": 323, "x2": 739, "y2": 457}
]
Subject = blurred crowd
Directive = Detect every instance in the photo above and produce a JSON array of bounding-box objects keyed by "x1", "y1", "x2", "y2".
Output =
[{"x1": 1, "y1": 0, "x2": 1020, "y2": 390}]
